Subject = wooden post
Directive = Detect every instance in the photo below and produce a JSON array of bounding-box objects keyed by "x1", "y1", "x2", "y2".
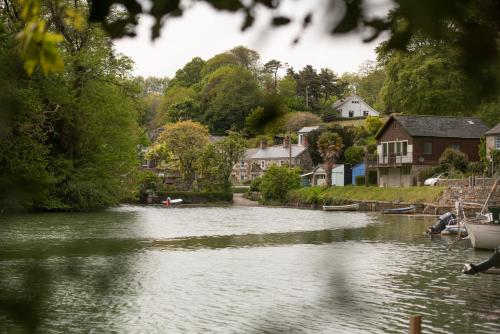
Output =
[{"x1": 409, "y1": 315, "x2": 422, "y2": 334}]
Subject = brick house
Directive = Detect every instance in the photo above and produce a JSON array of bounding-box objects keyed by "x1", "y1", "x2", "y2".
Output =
[
  {"x1": 370, "y1": 115, "x2": 489, "y2": 187},
  {"x1": 232, "y1": 127, "x2": 316, "y2": 183}
]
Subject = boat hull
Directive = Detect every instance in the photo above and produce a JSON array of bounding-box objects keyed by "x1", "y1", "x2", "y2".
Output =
[
  {"x1": 465, "y1": 223, "x2": 500, "y2": 250},
  {"x1": 322, "y1": 204, "x2": 359, "y2": 211},
  {"x1": 382, "y1": 205, "x2": 416, "y2": 214}
]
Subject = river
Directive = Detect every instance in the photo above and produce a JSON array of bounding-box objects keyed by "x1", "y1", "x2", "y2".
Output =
[{"x1": 0, "y1": 206, "x2": 499, "y2": 333}]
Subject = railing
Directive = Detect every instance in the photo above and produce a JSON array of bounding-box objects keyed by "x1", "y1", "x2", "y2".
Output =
[{"x1": 368, "y1": 152, "x2": 413, "y2": 166}]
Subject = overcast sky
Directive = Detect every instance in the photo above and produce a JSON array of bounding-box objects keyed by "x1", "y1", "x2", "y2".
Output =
[{"x1": 114, "y1": 0, "x2": 391, "y2": 79}]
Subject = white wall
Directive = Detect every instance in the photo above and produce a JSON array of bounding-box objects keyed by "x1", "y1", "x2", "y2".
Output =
[{"x1": 338, "y1": 97, "x2": 379, "y2": 118}]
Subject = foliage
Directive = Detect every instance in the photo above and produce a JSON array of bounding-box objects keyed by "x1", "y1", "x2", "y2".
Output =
[
  {"x1": 250, "y1": 176, "x2": 262, "y2": 192},
  {"x1": 284, "y1": 112, "x2": 321, "y2": 132},
  {"x1": 259, "y1": 165, "x2": 301, "y2": 203},
  {"x1": 170, "y1": 57, "x2": 205, "y2": 88},
  {"x1": 198, "y1": 132, "x2": 246, "y2": 190},
  {"x1": 379, "y1": 45, "x2": 477, "y2": 115},
  {"x1": 200, "y1": 65, "x2": 260, "y2": 132},
  {"x1": 342, "y1": 60, "x2": 385, "y2": 108},
  {"x1": 439, "y1": 148, "x2": 469, "y2": 173},
  {"x1": 354, "y1": 175, "x2": 365, "y2": 186},
  {"x1": 317, "y1": 132, "x2": 344, "y2": 186},
  {"x1": 288, "y1": 186, "x2": 445, "y2": 206},
  {"x1": 365, "y1": 116, "x2": 383, "y2": 135},
  {"x1": 155, "y1": 120, "x2": 210, "y2": 184},
  {"x1": 344, "y1": 146, "x2": 364, "y2": 165}
]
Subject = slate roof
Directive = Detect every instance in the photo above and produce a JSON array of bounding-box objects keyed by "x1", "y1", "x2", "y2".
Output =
[
  {"x1": 485, "y1": 123, "x2": 500, "y2": 135},
  {"x1": 250, "y1": 145, "x2": 308, "y2": 159},
  {"x1": 376, "y1": 115, "x2": 489, "y2": 139},
  {"x1": 298, "y1": 126, "x2": 320, "y2": 133},
  {"x1": 244, "y1": 148, "x2": 259, "y2": 159}
]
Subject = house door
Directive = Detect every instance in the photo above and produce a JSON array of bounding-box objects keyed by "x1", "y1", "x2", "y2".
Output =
[{"x1": 387, "y1": 168, "x2": 401, "y2": 187}]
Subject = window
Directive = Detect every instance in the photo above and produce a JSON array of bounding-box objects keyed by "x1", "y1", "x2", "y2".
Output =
[
  {"x1": 352, "y1": 100, "x2": 359, "y2": 104},
  {"x1": 363, "y1": 111, "x2": 369, "y2": 117},
  {"x1": 496, "y1": 136, "x2": 500, "y2": 150},
  {"x1": 240, "y1": 175, "x2": 244, "y2": 182},
  {"x1": 348, "y1": 110, "x2": 354, "y2": 118},
  {"x1": 240, "y1": 160, "x2": 245, "y2": 167},
  {"x1": 451, "y1": 143, "x2": 460, "y2": 151},
  {"x1": 423, "y1": 142, "x2": 433, "y2": 155},
  {"x1": 382, "y1": 143, "x2": 388, "y2": 157},
  {"x1": 402, "y1": 142, "x2": 408, "y2": 156},
  {"x1": 402, "y1": 166, "x2": 411, "y2": 175},
  {"x1": 260, "y1": 161, "x2": 265, "y2": 169},
  {"x1": 280, "y1": 160, "x2": 284, "y2": 166},
  {"x1": 298, "y1": 134, "x2": 304, "y2": 146},
  {"x1": 388, "y1": 142, "x2": 395, "y2": 156}
]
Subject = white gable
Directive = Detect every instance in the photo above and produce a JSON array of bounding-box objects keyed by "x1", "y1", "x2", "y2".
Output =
[{"x1": 333, "y1": 95, "x2": 379, "y2": 118}]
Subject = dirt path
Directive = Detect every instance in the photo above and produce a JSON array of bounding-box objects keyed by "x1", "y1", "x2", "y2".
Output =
[{"x1": 232, "y1": 193, "x2": 258, "y2": 207}]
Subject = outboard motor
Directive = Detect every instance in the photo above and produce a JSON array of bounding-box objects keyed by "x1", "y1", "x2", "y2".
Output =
[{"x1": 427, "y1": 212, "x2": 456, "y2": 234}]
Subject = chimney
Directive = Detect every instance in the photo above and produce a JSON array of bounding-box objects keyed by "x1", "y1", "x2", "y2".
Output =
[
  {"x1": 260, "y1": 139, "x2": 267, "y2": 150},
  {"x1": 283, "y1": 135, "x2": 290, "y2": 149}
]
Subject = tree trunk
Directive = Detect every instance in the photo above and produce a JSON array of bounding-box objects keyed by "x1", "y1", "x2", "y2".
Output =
[{"x1": 325, "y1": 161, "x2": 333, "y2": 187}]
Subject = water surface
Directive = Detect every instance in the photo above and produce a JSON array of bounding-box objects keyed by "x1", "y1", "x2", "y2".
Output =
[{"x1": 0, "y1": 206, "x2": 498, "y2": 333}]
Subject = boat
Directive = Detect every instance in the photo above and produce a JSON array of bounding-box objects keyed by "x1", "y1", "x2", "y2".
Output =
[
  {"x1": 381, "y1": 205, "x2": 416, "y2": 214},
  {"x1": 322, "y1": 203, "x2": 359, "y2": 211},
  {"x1": 162, "y1": 198, "x2": 183, "y2": 207},
  {"x1": 441, "y1": 224, "x2": 467, "y2": 236},
  {"x1": 464, "y1": 211, "x2": 500, "y2": 250},
  {"x1": 427, "y1": 212, "x2": 457, "y2": 234}
]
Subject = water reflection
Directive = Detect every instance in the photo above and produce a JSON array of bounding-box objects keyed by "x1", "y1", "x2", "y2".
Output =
[{"x1": 0, "y1": 206, "x2": 499, "y2": 333}]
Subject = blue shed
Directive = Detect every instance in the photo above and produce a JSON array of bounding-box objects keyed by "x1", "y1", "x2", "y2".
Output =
[{"x1": 351, "y1": 163, "x2": 366, "y2": 185}]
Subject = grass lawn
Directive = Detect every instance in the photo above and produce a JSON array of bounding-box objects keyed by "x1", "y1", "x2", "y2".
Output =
[{"x1": 288, "y1": 185, "x2": 445, "y2": 205}]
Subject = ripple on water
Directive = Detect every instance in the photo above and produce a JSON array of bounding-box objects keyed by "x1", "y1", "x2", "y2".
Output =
[{"x1": 0, "y1": 206, "x2": 499, "y2": 333}]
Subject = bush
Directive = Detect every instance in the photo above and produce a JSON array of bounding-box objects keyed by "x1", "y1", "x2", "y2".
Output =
[
  {"x1": 250, "y1": 177, "x2": 262, "y2": 192},
  {"x1": 355, "y1": 175, "x2": 365, "y2": 186},
  {"x1": 468, "y1": 161, "x2": 485, "y2": 175},
  {"x1": 439, "y1": 148, "x2": 469, "y2": 173},
  {"x1": 260, "y1": 165, "x2": 301, "y2": 203},
  {"x1": 344, "y1": 146, "x2": 365, "y2": 165}
]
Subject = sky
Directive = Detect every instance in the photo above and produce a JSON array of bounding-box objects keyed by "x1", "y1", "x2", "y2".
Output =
[{"x1": 114, "y1": 0, "x2": 391, "y2": 79}]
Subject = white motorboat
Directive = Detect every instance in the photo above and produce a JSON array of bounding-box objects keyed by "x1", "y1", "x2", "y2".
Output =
[{"x1": 465, "y1": 218, "x2": 500, "y2": 250}]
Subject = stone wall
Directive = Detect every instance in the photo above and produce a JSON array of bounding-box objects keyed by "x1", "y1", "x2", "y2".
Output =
[{"x1": 436, "y1": 177, "x2": 500, "y2": 208}]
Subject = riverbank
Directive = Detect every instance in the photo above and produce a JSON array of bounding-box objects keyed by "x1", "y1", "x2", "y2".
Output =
[{"x1": 287, "y1": 186, "x2": 445, "y2": 207}]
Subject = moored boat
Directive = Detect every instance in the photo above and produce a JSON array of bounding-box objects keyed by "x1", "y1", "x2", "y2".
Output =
[
  {"x1": 322, "y1": 203, "x2": 359, "y2": 211},
  {"x1": 465, "y1": 214, "x2": 500, "y2": 250},
  {"x1": 382, "y1": 205, "x2": 416, "y2": 214},
  {"x1": 162, "y1": 198, "x2": 183, "y2": 207}
]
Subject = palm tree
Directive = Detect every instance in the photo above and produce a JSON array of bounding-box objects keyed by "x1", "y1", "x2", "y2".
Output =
[{"x1": 317, "y1": 132, "x2": 344, "y2": 186}]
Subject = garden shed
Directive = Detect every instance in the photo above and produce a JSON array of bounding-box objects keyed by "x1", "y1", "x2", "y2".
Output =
[
  {"x1": 332, "y1": 164, "x2": 352, "y2": 186},
  {"x1": 351, "y1": 163, "x2": 366, "y2": 185}
]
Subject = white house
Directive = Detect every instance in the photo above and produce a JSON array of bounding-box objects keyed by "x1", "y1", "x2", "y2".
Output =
[{"x1": 332, "y1": 95, "x2": 379, "y2": 118}]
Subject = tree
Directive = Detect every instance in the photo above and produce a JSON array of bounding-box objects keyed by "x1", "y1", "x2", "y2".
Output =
[
  {"x1": 155, "y1": 120, "x2": 210, "y2": 185},
  {"x1": 166, "y1": 98, "x2": 201, "y2": 123},
  {"x1": 296, "y1": 65, "x2": 321, "y2": 111},
  {"x1": 365, "y1": 116, "x2": 383, "y2": 135},
  {"x1": 200, "y1": 65, "x2": 260, "y2": 132},
  {"x1": 170, "y1": 57, "x2": 205, "y2": 88},
  {"x1": 439, "y1": 148, "x2": 469, "y2": 173},
  {"x1": 344, "y1": 146, "x2": 365, "y2": 165},
  {"x1": 259, "y1": 165, "x2": 301, "y2": 203},
  {"x1": 379, "y1": 44, "x2": 477, "y2": 115},
  {"x1": 200, "y1": 53, "x2": 239, "y2": 77},
  {"x1": 264, "y1": 59, "x2": 282, "y2": 91},
  {"x1": 230, "y1": 46, "x2": 260, "y2": 73},
  {"x1": 198, "y1": 132, "x2": 246, "y2": 190},
  {"x1": 317, "y1": 132, "x2": 344, "y2": 187}
]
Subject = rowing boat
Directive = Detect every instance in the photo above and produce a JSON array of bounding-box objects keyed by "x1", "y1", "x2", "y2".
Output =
[
  {"x1": 322, "y1": 203, "x2": 359, "y2": 211},
  {"x1": 381, "y1": 205, "x2": 416, "y2": 214}
]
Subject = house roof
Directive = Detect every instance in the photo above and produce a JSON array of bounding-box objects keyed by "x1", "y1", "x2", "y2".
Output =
[
  {"x1": 485, "y1": 123, "x2": 500, "y2": 136},
  {"x1": 244, "y1": 148, "x2": 259, "y2": 159},
  {"x1": 376, "y1": 115, "x2": 489, "y2": 139},
  {"x1": 249, "y1": 145, "x2": 308, "y2": 159},
  {"x1": 298, "y1": 126, "x2": 320, "y2": 133}
]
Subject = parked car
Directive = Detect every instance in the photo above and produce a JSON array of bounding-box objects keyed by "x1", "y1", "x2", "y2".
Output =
[{"x1": 424, "y1": 172, "x2": 449, "y2": 186}]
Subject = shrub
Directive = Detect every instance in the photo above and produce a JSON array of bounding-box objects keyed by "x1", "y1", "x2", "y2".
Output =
[
  {"x1": 468, "y1": 161, "x2": 485, "y2": 175},
  {"x1": 344, "y1": 146, "x2": 365, "y2": 165},
  {"x1": 250, "y1": 177, "x2": 262, "y2": 192},
  {"x1": 355, "y1": 175, "x2": 365, "y2": 186},
  {"x1": 439, "y1": 148, "x2": 469, "y2": 173},
  {"x1": 260, "y1": 165, "x2": 301, "y2": 203},
  {"x1": 157, "y1": 191, "x2": 232, "y2": 204}
]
